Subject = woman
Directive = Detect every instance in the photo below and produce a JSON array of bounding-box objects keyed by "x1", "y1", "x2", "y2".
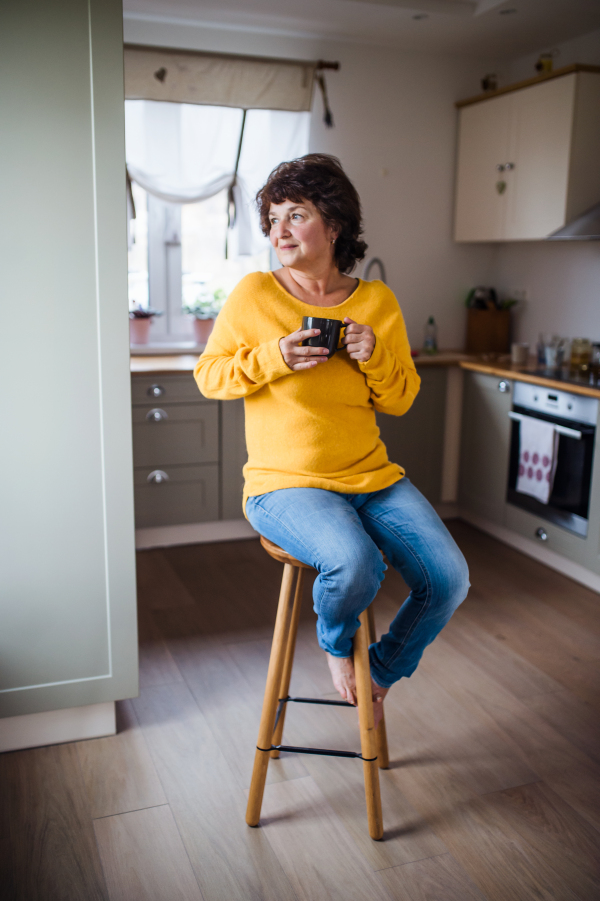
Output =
[{"x1": 195, "y1": 154, "x2": 469, "y2": 725}]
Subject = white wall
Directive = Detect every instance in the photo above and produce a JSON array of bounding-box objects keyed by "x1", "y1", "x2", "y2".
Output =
[
  {"x1": 124, "y1": 15, "x2": 497, "y2": 349},
  {"x1": 490, "y1": 28, "x2": 600, "y2": 348}
]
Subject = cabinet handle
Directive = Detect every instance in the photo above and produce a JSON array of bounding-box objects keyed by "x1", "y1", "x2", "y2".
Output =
[
  {"x1": 496, "y1": 163, "x2": 506, "y2": 172},
  {"x1": 535, "y1": 527, "x2": 548, "y2": 542},
  {"x1": 498, "y1": 380, "x2": 510, "y2": 393},
  {"x1": 146, "y1": 408, "x2": 168, "y2": 422},
  {"x1": 505, "y1": 162, "x2": 515, "y2": 171},
  {"x1": 148, "y1": 384, "x2": 165, "y2": 397},
  {"x1": 147, "y1": 470, "x2": 169, "y2": 484}
]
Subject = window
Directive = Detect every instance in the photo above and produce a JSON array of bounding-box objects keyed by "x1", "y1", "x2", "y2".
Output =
[{"x1": 125, "y1": 101, "x2": 309, "y2": 344}]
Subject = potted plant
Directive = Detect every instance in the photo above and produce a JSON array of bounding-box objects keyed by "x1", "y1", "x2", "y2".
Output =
[
  {"x1": 129, "y1": 306, "x2": 163, "y2": 345},
  {"x1": 184, "y1": 288, "x2": 227, "y2": 345}
]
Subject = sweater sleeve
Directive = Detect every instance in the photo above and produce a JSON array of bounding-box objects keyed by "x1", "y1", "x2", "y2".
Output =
[
  {"x1": 194, "y1": 295, "x2": 291, "y2": 400},
  {"x1": 357, "y1": 293, "x2": 420, "y2": 416}
]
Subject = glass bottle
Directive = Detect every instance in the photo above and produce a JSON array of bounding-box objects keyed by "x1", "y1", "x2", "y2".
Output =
[{"x1": 423, "y1": 316, "x2": 438, "y2": 354}]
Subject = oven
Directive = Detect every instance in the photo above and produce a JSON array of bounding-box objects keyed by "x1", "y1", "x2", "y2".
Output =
[{"x1": 506, "y1": 382, "x2": 598, "y2": 537}]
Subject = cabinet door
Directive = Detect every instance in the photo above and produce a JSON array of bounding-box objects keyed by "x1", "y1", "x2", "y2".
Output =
[
  {"x1": 221, "y1": 398, "x2": 247, "y2": 520},
  {"x1": 506, "y1": 75, "x2": 575, "y2": 239},
  {"x1": 376, "y1": 368, "x2": 447, "y2": 505},
  {"x1": 132, "y1": 403, "x2": 219, "y2": 467},
  {"x1": 134, "y1": 464, "x2": 219, "y2": 527},
  {"x1": 459, "y1": 371, "x2": 512, "y2": 524},
  {"x1": 454, "y1": 92, "x2": 512, "y2": 241}
]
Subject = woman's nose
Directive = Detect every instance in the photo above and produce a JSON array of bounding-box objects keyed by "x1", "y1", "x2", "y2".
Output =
[{"x1": 273, "y1": 219, "x2": 291, "y2": 240}]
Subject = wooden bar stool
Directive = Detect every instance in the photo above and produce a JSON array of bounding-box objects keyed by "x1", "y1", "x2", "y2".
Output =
[{"x1": 245, "y1": 535, "x2": 389, "y2": 841}]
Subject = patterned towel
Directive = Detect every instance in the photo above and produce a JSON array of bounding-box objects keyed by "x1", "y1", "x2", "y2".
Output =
[{"x1": 516, "y1": 415, "x2": 559, "y2": 504}]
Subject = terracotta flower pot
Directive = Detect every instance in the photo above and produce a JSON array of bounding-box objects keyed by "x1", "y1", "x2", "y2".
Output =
[
  {"x1": 193, "y1": 318, "x2": 215, "y2": 345},
  {"x1": 129, "y1": 317, "x2": 152, "y2": 345}
]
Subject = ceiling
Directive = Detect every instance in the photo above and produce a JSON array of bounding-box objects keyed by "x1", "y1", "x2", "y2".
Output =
[{"x1": 123, "y1": 0, "x2": 600, "y2": 57}]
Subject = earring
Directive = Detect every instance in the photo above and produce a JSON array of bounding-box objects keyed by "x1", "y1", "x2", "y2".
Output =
[{"x1": 331, "y1": 238, "x2": 335, "y2": 244}]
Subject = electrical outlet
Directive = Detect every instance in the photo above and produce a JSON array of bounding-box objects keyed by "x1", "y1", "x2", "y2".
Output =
[{"x1": 509, "y1": 288, "x2": 527, "y2": 303}]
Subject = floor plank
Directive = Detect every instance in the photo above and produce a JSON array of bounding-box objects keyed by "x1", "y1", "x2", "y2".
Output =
[
  {"x1": 377, "y1": 852, "x2": 489, "y2": 901},
  {"x1": 132, "y1": 681, "x2": 297, "y2": 901},
  {"x1": 484, "y1": 781, "x2": 600, "y2": 900},
  {"x1": 0, "y1": 743, "x2": 108, "y2": 901},
  {"x1": 137, "y1": 605, "x2": 185, "y2": 689},
  {"x1": 77, "y1": 700, "x2": 167, "y2": 819},
  {"x1": 94, "y1": 805, "x2": 203, "y2": 901},
  {"x1": 259, "y1": 776, "x2": 392, "y2": 901}
]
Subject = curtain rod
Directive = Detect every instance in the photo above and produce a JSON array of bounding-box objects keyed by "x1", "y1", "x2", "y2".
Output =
[{"x1": 123, "y1": 43, "x2": 339, "y2": 72}]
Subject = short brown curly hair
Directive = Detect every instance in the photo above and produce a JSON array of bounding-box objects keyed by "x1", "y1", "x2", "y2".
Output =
[{"x1": 256, "y1": 153, "x2": 368, "y2": 274}]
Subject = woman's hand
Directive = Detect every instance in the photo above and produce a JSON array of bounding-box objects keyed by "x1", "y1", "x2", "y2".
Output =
[
  {"x1": 342, "y1": 317, "x2": 375, "y2": 362},
  {"x1": 279, "y1": 327, "x2": 330, "y2": 371}
]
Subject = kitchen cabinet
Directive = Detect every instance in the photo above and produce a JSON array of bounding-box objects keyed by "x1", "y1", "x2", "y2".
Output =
[
  {"x1": 459, "y1": 371, "x2": 512, "y2": 523},
  {"x1": 377, "y1": 368, "x2": 446, "y2": 505},
  {"x1": 221, "y1": 398, "x2": 248, "y2": 520},
  {"x1": 454, "y1": 67, "x2": 600, "y2": 241},
  {"x1": 132, "y1": 375, "x2": 220, "y2": 526}
]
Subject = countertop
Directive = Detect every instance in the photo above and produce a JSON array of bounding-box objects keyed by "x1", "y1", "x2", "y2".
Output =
[
  {"x1": 129, "y1": 349, "x2": 473, "y2": 375},
  {"x1": 130, "y1": 351, "x2": 600, "y2": 399}
]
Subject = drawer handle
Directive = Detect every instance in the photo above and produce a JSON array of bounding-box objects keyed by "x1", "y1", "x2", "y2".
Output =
[
  {"x1": 147, "y1": 470, "x2": 169, "y2": 484},
  {"x1": 498, "y1": 380, "x2": 510, "y2": 393},
  {"x1": 147, "y1": 408, "x2": 168, "y2": 422},
  {"x1": 148, "y1": 384, "x2": 165, "y2": 397}
]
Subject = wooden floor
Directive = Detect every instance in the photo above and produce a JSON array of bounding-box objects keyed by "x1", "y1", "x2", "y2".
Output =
[{"x1": 2, "y1": 520, "x2": 600, "y2": 900}]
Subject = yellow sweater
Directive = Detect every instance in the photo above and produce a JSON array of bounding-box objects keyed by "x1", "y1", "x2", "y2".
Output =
[{"x1": 194, "y1": 272, "x2": 420, "y2": 510}]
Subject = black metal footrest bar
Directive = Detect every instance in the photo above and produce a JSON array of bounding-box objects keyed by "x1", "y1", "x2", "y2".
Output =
[
  {"x1": 258, "y1": 744, "x2": 376, "y2": 761},
  {"x1": 283, "y1": 696, "x2": 355, "y2": 708},
  {"x1": 272, "y1": 694, "x2": 354, "y2": 733}
]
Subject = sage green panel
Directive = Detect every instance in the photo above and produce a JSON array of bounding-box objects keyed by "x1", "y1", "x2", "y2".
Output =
[
  {"x1": 221, "y1": 399, "x2": 247, "y2": 520},
  {"x1": 459, "y1": 371, "x2": 512, "y2": 524},
  {"x1": 0, "y1": 0, "x2": 137, "y2": 716},
  {"x1": 131, "y1": 373, "x2": 207, "y2": 406},
  {"x1": 376, "y1": 368, "x2": 446, "y2": 505},
  {"x1": 134, "y1": 465, "x2": 219, "y2": 527},
  {"x1": 132, "y1": 403, "x2": 219, "y2": 466}
]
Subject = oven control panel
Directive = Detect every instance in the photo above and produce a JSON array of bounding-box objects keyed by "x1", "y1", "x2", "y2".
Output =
[{"x1": 513, "y1": 382, "x2": 598, "y2": 426}]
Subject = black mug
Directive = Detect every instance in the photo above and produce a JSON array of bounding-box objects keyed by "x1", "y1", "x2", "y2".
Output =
[{"x1": 301, "y1": 316, "x2": 344, "y2": 358}]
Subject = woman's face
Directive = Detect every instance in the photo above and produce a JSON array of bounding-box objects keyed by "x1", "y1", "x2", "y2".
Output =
[{"x1": 268, "y1": 198, "x2": 336, "y2": 271}]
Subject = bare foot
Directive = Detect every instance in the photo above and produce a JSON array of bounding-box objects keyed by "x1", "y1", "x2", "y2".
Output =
[
  {"x1": 326, "y1": 653, "x2": 390, "y2": 727},
  {"x1": 371, "y1": 678, "x2": 389, "y2": 729},
  {"x1": 326, "y1": 653, "x2": 357, "y2": 705}
]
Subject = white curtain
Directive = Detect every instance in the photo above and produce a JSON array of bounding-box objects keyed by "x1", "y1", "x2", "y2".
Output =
[{"x1": 124, "y1": 100, "x2": 310, "y2": 255}]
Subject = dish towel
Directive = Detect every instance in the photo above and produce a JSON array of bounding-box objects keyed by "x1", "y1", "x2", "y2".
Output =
[{"x1": 516, "y1": 415, "x2": 559, "y2": 504}]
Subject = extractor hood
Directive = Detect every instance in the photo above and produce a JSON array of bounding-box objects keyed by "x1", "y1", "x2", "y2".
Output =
[{"x1": 547, "y1": 201, "x2": 600, "y2": 240}]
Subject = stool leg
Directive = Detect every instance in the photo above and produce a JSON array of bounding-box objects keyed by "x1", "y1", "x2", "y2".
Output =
[
  {"x1": 271, "y1": 568, "x2": 305, "y2": 758},
  {"x1": 366, "y1": 604, "x2": 390, "y2": 770},
  {"x1": 354, "y1": 611, "x2": 384, "y2": 840},
  {"x1": 246, "y1": 562, "x2": 296, "y2": 827}
]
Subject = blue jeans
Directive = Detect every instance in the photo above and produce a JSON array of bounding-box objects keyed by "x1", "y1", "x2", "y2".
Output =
[{"x1": 245, "y1": 479, "x2": 469, "y2": 688}]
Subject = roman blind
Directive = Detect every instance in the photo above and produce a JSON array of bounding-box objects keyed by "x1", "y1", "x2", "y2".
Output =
[{"x1": 124, "y1": 44, "x2": 320, "y2": 112}]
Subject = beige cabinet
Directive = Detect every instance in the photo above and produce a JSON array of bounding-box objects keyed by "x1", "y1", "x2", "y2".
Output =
[
  {"x1": 454, "y1": 69, "x2": 600, "y2": 241},
  {"x1": 459, "y1": 371, "x2": 512, "y2": 524}
]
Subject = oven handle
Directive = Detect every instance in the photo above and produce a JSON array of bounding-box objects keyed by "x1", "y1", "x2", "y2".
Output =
[{"x1": 508, "y1": 411, "x2": 582, "y2": 440}]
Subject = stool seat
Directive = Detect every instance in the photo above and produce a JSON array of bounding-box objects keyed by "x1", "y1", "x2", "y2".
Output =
[
  {"x1": 246, "y1": 534, "x2": 389, "y2": 840},
  {"x1": 260, "y1": 535, "x2": 313, "y2": 569}
]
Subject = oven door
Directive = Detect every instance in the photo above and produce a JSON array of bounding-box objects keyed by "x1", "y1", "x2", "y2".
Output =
[{"x1": 506, "y1": 405, "x2": 596, "y2": 537}]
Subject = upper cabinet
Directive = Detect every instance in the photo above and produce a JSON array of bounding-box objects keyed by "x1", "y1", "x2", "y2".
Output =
[{"x1": 454, "y1": 67, "x2": 600, "y2": 242}]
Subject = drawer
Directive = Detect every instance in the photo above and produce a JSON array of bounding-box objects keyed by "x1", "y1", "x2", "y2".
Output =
[
  {"x1": 134, "y1": 464, "x2": 219, "y2": 528},
  {"x1": 131, "y1": 374, "x2": 210, "y2": 406},
  {"x1": 132, "y1": 403, "x2": 218, "y2": 467}
]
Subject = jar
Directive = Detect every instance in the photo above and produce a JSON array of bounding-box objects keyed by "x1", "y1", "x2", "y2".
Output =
[
  {"x1": 570, "y1": 338, "x2": 592, "y2": 376},
  {"x1": 591, "y1": 343, "x2": 600, "y2": 381}
]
